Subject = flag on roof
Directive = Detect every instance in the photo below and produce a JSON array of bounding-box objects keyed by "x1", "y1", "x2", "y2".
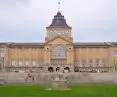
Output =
[{"x1": 58, "y1": 2, "x2": 60, "y2": 4}]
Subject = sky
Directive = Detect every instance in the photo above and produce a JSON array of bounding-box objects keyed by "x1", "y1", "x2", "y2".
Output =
[{"x1": 0, "y1": 0, "x2": 117, "y2": 42}]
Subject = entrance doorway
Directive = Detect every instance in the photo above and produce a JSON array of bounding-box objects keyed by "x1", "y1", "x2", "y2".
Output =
[
  {"x1": 48, "y1": 67, "x2": 54, "y2": 73},
  {"x1": 64, "y1": 67, "x2": 70, "y2": 73},
  {"x1": 56, "y1": 67, "x2": 60, "y2": 72}
]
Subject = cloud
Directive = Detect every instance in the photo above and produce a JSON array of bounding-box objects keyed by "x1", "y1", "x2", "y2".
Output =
[
  {"x1": 0, "y1": 0, "x2": 117, "y2": 42},
  {"x1": 0, "y1": 0, "x2": 30, "y2": 8}
]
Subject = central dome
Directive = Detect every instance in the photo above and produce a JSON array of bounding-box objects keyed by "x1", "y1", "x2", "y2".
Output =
[{"x1": 47, "y1": 11, "x2": 71, "y2": 29}]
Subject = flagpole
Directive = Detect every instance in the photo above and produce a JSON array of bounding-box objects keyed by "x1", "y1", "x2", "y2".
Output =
[{"x1": 58, "y1": 0, "x2": 61, "y2": 12}]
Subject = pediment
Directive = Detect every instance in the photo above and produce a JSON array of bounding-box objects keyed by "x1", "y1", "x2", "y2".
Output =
[{"x1": 45, "y1": 36, "x2": 72, "y2": 45}]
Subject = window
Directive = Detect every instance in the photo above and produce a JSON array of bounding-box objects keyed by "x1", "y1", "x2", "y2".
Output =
[
  {"x1": 0, "y1": 48, "x2": 4, "y2": 57},
  {"x1": 32, "y1": 60, "x2": 37, "y2": 66},
  {"x1": 74, "y1": 61, "x2": 79, "y2": 65},
  {"x1": 102, "y1": 59, "x2": 106, "y2": 66},
  {"x1": 114, "y1": 59, "x2": 117, "y2": 65},
  {"x1": 0, "y1": 48, "x2": 4, "y2": 52},
  {"x1": 51, "y1": 46, "x2": 67, "y2": 59},
  {"x1": 113, "y1": 49, "x2": 117, "y2": 57},
  {"x1": 11, "y1": 60, "x2": 17, "y2": 66},
  {"x1": 88, "y1": 59, "x2": 93, "y2": 67},
  {"x1": 95, "y1": 58, "x2": 100, "y2": 66},
  {"x1": 18, "y1": 60, "x2": 23, "y2": 66},
  {"x1": 0, "y1": 53, "x2": 4, "y2": 58},
  {"x1": 0, "y1": 57, "x2": 4, "y2": 63},
  {"x1": 25, "y1": 60, "x2": 30, "y2": 66},
  {"x1": 81, "y1": 60, "x2": 86, "y2": 67},
  {"x1": 51, "y1": 59, "x2": 66, "y2": 64}
]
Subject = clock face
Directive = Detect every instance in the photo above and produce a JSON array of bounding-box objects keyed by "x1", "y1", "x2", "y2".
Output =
[{"x1": 48, "y1": 30, "x2": 70, "y2": 37}]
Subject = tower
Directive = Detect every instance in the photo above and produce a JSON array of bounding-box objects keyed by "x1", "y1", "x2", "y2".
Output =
[
  {"x1": 44, "y1": 2, "x2": 74, "y2": 72},
  {"x1": 45, "y1": 11, "x2": 73, "y2": 42}
]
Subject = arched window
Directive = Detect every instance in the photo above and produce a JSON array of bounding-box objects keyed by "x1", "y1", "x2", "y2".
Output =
[
  {"x1": 51, "y1": 46, "x2": 66, "y2": 59},
  {"x1": 25, "y1": 60, "x2": 30, "y2": 66}
]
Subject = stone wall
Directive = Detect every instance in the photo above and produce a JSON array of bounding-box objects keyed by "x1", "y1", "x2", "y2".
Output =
[{"x1": 0, "y1": 72, "x2": 117, "y2": 85}]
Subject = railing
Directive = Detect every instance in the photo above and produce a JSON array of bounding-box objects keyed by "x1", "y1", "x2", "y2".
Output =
[
  {"x1": 46, "y1": 63, "x2": 72, "y2": 66},
  {"x1": 3, "y1": 63, "x2": 117, "y2": 73},
  {"x1": 5, "y1": 63, "x2": 117, "y2": 68}
]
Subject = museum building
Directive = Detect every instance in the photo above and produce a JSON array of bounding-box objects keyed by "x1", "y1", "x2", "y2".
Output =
[{"x1": 0, "y1": 11, "x2": 117, "y2": 73}]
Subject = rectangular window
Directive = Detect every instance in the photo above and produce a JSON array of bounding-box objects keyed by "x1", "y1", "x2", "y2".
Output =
[
  {"x1": 88, "y1": 59, "x2": 93, "y2": 67},
  {"x1": 102, "y1": 59, "x2": 106, "y2": 66},
  {"x1": 74, "y1": 61, "x2": 79, "y2": 65},
  {"x1": 0, "y1": 53, "x2": 4, "y2": 57},
  {"x1": 113, "y1": 49, "x2": 117, "y2": 57},
  {"x1": 0, "y1": 48, "x2": 4, "y2": 57},
  {"x1": 0, "y1": 48, "x2": 4, "y2": 52},
  {"x1": 25, "y1": 60, "x2": 30, "y2": 66},
  {"x1": 11, "y1": 60, "x2": 17, "y2": 66},
  {"x1": 18, "y1": 60, "x2": 23, "y2": 66},
  {"x1": 82, "y1": 60, "x2": 86, "y2": 66},
  {"x1": 114, "y1": 59, "x2": 117, "y2": 65},
  {"x1": 0, "y1": 57, "x2": 4, "y2": 63},
  {"x1": 95, "y1": 58, "x2": 100, "y2": 66},
  {"x1": 32, "y1": 60, "x2": 37, "y2": 66}
]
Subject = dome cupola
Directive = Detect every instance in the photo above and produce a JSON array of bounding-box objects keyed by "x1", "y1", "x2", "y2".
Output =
[{"x1": 47, "y1": 11, "x2": 71, "y2": 29}]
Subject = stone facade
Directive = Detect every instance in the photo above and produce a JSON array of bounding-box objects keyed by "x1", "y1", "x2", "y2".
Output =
[{"x1": 0, "y1": 11, "x2": 117, "y2": 73}]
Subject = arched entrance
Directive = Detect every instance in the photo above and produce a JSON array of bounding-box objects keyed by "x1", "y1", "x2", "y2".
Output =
[
  {"x1": 64, "y1": 67, "x2": 70, "y2": 73},
  {"x1": 56, "y1": 67, "x2": 60, "y2": 72},
  {"x1": 48, "y1": 67, "x2": 54, "y2": 73}
]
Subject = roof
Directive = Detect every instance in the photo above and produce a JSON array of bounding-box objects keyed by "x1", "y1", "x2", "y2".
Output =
[
  {"x1": 45, "y1": 35, "x2": 72, "y2": 45},
  {"x1": 46, "y1": 11, "x2": 71, "y2": 29},
  {"x1": 73, "y1": 42, "x2": 113, "y2": 47},
  {"x1": 0, "y1": 42, "x2": 44, "y2": 48},
  {"x1": 0, "y1": 42, "x2": 117, "y2": 48}
]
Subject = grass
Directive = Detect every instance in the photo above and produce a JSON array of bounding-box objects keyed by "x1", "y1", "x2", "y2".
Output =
[{"x1": 0, "y1": 84, "x2": 117, "y2": 97}]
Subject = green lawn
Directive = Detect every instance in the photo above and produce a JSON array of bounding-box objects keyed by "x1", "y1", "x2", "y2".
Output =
[{"x1": 0, "y1": 84, "x2": 117, "y2": 97}]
